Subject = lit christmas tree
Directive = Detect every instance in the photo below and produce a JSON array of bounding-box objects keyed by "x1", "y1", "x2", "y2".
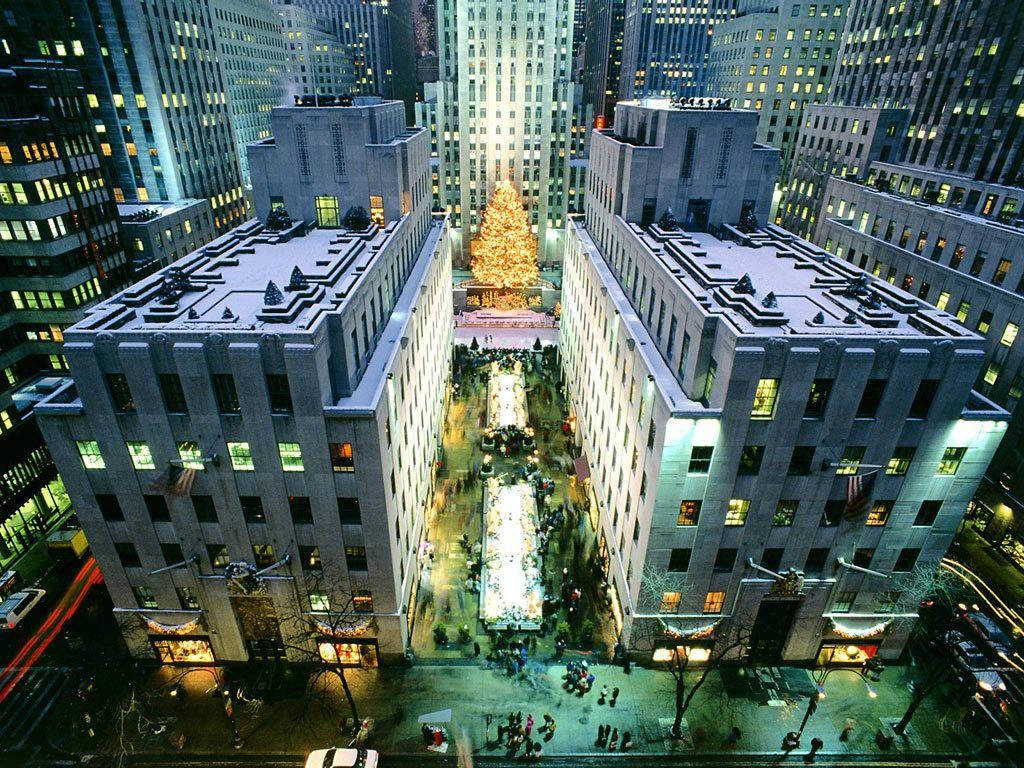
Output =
[{"x1": 470, "y1": 181, "x2": 540, "y2": 289}]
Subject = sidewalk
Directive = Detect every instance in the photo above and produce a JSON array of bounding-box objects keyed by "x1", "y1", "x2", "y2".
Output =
[{"x1": 46, "y1": 659, "x2": 984, "y2": 761}]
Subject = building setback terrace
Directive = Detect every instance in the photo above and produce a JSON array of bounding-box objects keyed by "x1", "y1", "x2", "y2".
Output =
[{"x1": 629, "y1": 222, "x2": 984, "y2": 343}]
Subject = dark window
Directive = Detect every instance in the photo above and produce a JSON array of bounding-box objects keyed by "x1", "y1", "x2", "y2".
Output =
[
  {"x1": 240, "y1": 496, "x2": 265, "y2": 524},
  {"x1": 192, "y1": 495, "x2": 217, "y2": 523},
  {"x1": 773, "y1": 500, "x2": 797, "y2": 525},
  {"x1": 338, "y1": 497, "x2": 361, "y2": 524},
  {"x1": 96, "y1": 494, "x2": 123, "y2": 521},
  {"x1": 688, "y1": 446, "x2": 713, "y2": 473},
  {"x1": 805, "y1": 378, "x2": 833, "y2": 418},
  {"x1": 345, "y1": 545, "x2": 368, "y2": 572},
  {"x1": 266, "y1": 374, "x2": 293, "y2": 414},
  {"x1": 804, "y1": 547, "x2": 829, "y2": 574},
  {"x1": 207, "y1": 544, "x2": 230, "y2": 569},
  {"x1": 821, "y1": 500, "x2": 845, "y2": 526},
  {"x1": 787, "y1": 446, "x2": 815, "y2": 475},
  {"x1": 856, "y1": 379, "x2": 887, "y2": 418},
  {"x1": 115, "y1": 542, "x2": 140, "y2": 568},
  {"x1": 159, "y1": 374, "x2": 187, "y2": 413},
  {"x1": 298, "y1": 545, "x2": 322, "y2": 571},
  {"x1": 161, "y1": 542, "x2": 184, "y2": 565},
  {"x1": 914, "y1": 500, "x2": 941, "y2": 527},
  {"x1": 894, "y1": 547, "x2": 920, "y2": 572},
  {"x1": 212, "y1": 373, "x2": 240, "y2": 413},
  {"x1": 908, "y1": 379, "x2": 939, "y2": 419},
  {"x1": 714, "y1": 548, "x2": 737, "y2": 573},
  {"x1": 106, "y1": 373, "x2": 136, "y2": 412},
  {"x1": 762, "y1": 548, "x2": 784, "y2": 573},
  {"x1": 738, "y1": 445, "x2": 765, "y2": 475},
  {"x1": 668, "y1": 548, "x2": 691, "y2": 572},
  {"x1": 853, "y1": 548, "x2": 874, "y2": 568},
  {"x1": 144, "y1": 495, "x2": 170, "y2": 522},
  {"x1": 289, "y1": 496, "x2": 313, "y2": 524}
]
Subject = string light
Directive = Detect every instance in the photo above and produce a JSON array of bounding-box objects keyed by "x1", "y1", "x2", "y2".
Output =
[{"x1": 471, "y1": 180, "x2": 540, "y2": 291}]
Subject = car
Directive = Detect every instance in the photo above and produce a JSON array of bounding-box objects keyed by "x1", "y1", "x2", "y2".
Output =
[
  {"x1": 304, "y1": 747, "x2": 379, "y2": 768},
  {"x1": 951, "y1": 633, "x2": 1009, "y2": 696},
  {"x1": 0, "y1": 588, "x2": 46, "y2": 630},
  {"x1": 961, "y1": 609, "x2": 1015, "y2": 659}
]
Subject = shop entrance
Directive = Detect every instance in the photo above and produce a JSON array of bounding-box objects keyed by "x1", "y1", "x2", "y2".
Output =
[
  {"x1": 230, "y1": 594, "x2": 285, "y2": 661},
  {"x1": 749, "y1": 598, "x2": 800, "y2": 663},
  {"x1": 151, "y1": 635, "x2": 215, "y2": 664}
]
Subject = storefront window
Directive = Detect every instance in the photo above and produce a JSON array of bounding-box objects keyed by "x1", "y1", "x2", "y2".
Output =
[
  {"x1": 318, "y1": 640, "x2": 379, "y2": 668},
  {"x1": 151, "y1": 636, "x2": 215, "y2": 664},
  {"x1": 816, "y1": 642, "x2": 878, "y2": 666}
]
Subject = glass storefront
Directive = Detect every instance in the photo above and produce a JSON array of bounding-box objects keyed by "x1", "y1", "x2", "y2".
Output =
[
  {"x1": 651, "y1": 643, "x2": 712, "y2": 665},
  {"x1": 318, "y1": 639, "x2": 379, "y2": 668},
  {"x1": 816, "y1": 642, "x2": 879, "y2": 666},
  {"x1": 151, "y1": 636, "x2": 215, "y2": 664}
]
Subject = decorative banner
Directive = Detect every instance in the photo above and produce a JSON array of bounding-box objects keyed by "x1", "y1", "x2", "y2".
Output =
[
  {"x1": 142, "y1": 614, "x2": 203, "y2": 635},
  {"x1": 315, "y1": 617, "x2": 374, "y2": 638},
  {"x1": 660, "y1": 618, "x2": 720, "y2": 640},
  {"x1": 829, "y1": 617, "x2": 892, "y2": 639}
]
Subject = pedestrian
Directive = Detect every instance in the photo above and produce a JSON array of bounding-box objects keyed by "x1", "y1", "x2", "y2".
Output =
[
  {"x1": 596, "y1": 723, "x2": 606, "y2": 747},
  {"x1": 485, "y1": 714, "x2": 494, "y2": 747},
  {"x1": 840, "y1": 718, "x2": 854, "y2": 741},
  {"x1": 609, "y1": 687, "x2": 619, "y2": 707},
  {"x1": 782, "y1": 732, "x2": 800, "y2": 752},
  {"x1": 474, "y1": 641, "x2": 481, "y2": 658},
  {"x1": 598, "y1": 685, "x2": 609, "y2": 705},
  {"x1": 544, "y1": 718, "x2": 556, "y2": 741},
  {"x1": 608, "y1": 728, "x2": 619, "y2": 751},
  {"x1": 621, "y1": 731, "x2": 633, "y2": 752},
  {"x1": 525, "y1": 714, "x2": 534, "y2": 736},
  {"x1": 724, "y1": 726, "x2": 741, "y2": 747}
]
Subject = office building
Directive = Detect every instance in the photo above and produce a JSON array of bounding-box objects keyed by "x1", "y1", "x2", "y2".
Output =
[
  {"x1": 559, "y1": 98, "x2": 1007, "y2": 663},
  {"x1": 35, "y1": 123, "x2": 450, "y2": 663},
  {"x1": 119, "y1": 200, "x2": 217, "y2": 279},
  {"x1": 618, "y1": 0, "x2": 736, "y2": 103},
  {"x1": 247, "y1": 98, "x2": 425, "y2": 230},
  {"x1": 419, "y1": 0, "x2": 577, "y2": 264},
  {"x1": 0, "y1": 64, "x2": 129, "y2": 566},
  {"x1": 276, "y1": 1, "x2": 357, "y2": 101},
  {"x1": 212, "y1": 0, "x2": 289, "y2": 187},
  {"x1": 706, "y1": 1, "x2": 848, "y2": 183},
  {"x1": 581, "y1": 0, "x2": 626, "y2": 125},
  {"x1": 777, "y1": 104, "x2": 907, "y2": 238},
  {"x1": 288, "y1": 0, "x2": 417, "y2": 118},
  {"x1": 830, "y1": 0, "x2": 1024, "y2": 187}
]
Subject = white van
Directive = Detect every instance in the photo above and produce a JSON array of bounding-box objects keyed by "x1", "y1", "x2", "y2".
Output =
[
  {"x1": 0, "y1": 588, "x2": 46, "y2": 630},
  {"x1": 304, "y1": 748, "x2": 379, "y2": 768}
]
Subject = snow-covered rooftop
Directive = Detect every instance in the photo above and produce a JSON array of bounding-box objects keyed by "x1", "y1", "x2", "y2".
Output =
[{"x1": 627, "y1": 222, "x2": 981, "y2": 342}]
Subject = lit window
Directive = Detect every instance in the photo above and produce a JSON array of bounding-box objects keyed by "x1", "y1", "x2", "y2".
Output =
[
  {"x1": 885, "y1": 447, "x2": 915, "y2": 475},
  {"x1": 177, "y1": 441, "x2": 204, "y2": 470},
  {"x1": 725, "y1": 499, "x2": 749, "y2": 526},
  {"x1": 835, "y1": 446, "x2": 865, "y2": 475},
  {"x1": 773, "y1": 499, "x2": 797, "y2": 526},
  {"x1": 315, "y1": 195, "x2": 339, "y2": 227},
  {"x1": 936, "y1": 447, "x2": 967, "y2": 475},
  {"x1": 751, "y1": 378, "x2": 779, "y2": 418},
  {"x1": 865, "y1": 501, "x2": 892, "y2": 526},
  {"x1": 703, "y1": 591, "x2": 725, "y2": 614},
  {"x1": 227, "y1": 442, "x2": 254, "y2": 471},
  {"x1": 659, "y1": 591, "x2": 681, "y2": 613},
  {"x1": 330, "y1": 442, "x2": 355, "y2": 472},
  {"x1": 278, "y1": 442, "x2": 304, "y2": 471},
  {"x1": 126, "y1": 441, "x2": 156, "y2": 470},
  {"x1": 77, "y1": 440, "x2": 105, "y2": 469},
  {"x1": 677, "y1": 500, "x2": 701, "y2": 526},
  {"x1": 1000, "y1": 323, "x2": 1019, "y2": 347}
]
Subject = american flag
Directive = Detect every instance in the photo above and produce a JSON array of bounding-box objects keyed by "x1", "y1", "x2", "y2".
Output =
[
  {"x1": 150, "y1": 463, "x2": 197, "y2": 496},
  {"x1": 844, "y1": 469, "x2": 878, "y2": 520}
]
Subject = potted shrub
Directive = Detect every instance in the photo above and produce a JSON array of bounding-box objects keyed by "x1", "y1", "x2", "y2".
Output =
[
  {"x1": 343, "y1": 206, "x2": 373, "y2": 231},
  {"x1": 556, "y1": 620, "x2": 572, "y2": 644},
  {"x1": 458, "y1": 624, "x2": 472, "y2": 644},
  {"x1": 577, "y1": 619, "x2": 595, "y2": 649},
  {"x1": 433, "y1": 622, "x2": 448, "y2": 645}
]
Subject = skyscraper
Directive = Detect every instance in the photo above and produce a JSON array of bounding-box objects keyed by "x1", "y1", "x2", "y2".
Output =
[
  {"x1": 706, "y1": 0, "x2": 848, "y2": 183},
  {"x1": 581, "y1": 0, "x2": 626, "y2": 124},
  {"x1": 830, "y1": 0, "x2": 1024, "y2": 186},
  {"x1": 618, "y1": 0, "x2": 736, "y2": 103},
  {"x1": 0, "y1": 63, "x2": 129, "y2": 564},
  {"x1": 276, "y1": 1, "x2": 358, "y2": 101},
  {"x1": 288, "y1": 0, "x2": 417, "y2": 117},
  {"x1": 419, "y1": 0, "x2": 577, "y2": 265}
]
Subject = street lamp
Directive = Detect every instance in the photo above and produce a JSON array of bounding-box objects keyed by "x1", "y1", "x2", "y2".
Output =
[{"x1": 793, "y1": 661, "x2": 882, "y2": 744}]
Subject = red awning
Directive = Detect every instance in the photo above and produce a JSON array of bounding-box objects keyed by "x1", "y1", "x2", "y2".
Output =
[{"x1": 574, "y1": 456, "x2": 591, "y2": 483}]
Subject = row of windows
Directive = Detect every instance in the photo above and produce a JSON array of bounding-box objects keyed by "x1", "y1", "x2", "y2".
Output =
[
  {"x1": 97, "y1": 492, "x2": 362, "y2": 526},
  {"x1": 677, "y1": 496, "x2": 942, "y2": 528},
  {"x1": 750, "y1": 376, "x2": 938, "y2": 420},
  {"x1": 76, "y1": 439, "x2": 355, "y2": 474}
]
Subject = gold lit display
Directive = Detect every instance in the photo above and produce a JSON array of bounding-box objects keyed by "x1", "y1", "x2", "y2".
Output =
[{"x1": 470, "y1": 181, "x2": 540, "y2": 290}]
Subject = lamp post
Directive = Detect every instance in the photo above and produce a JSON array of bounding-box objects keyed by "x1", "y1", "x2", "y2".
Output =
[{"x1": 792, "y1": 659, "x2": 883, "y2": 746}]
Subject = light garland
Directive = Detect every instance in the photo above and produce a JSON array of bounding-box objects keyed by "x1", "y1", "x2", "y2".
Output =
[
  {"x1": 829, "y1": 617, "x2": 892, "y2": 639},
  {"x1": 315, "y1": 617, "x2": 374, "y2": 638},
  {"x1": 142, "y1": 614, "x2": 203, "y2": 635},
  {"x1": 470, "y1": 181, "x2": 540, "y2": 291},
  {"x1": 661, "y1": 619, "x2": 720, "y2": 640}
]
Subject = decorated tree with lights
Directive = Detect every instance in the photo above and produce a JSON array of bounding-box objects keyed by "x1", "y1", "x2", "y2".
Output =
[{"x1": 471, "y1": 180, "x2": 540, "y2": 289}]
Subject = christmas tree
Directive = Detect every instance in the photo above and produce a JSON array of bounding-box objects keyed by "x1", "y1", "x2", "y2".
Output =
[{"x1": 470, "y1": 181, "x2": 540, "y2": 289}]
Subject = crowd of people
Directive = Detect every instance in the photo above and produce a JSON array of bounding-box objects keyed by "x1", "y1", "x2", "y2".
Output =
[{"x1": 486, "y1": 710, "x2": 557, "y2": 758}]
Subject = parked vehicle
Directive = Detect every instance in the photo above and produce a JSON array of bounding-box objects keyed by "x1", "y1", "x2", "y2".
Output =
[
  {"x1": 951, "y1": 632, "x2": 1009, "y2": 696},
  {"x1": 0, "y1": 570, "x2": 22, "y2": 600},
  {"x1": 304, "y1": 748, "x2": 379, "y2": 768},
  {"x1": 0, "y1": 588, "x2": 46, "y2": 630},
  {"x1": 960, "y1": 607, "x2": 1015, "y2": 659}
]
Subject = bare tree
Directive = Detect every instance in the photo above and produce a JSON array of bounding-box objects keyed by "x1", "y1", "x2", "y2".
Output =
[
  {"x1": 276, "y1": 565, "x2": 376, "y2": 731},
  {"x1": 633, "y1": 565, "x2": 753, "y2": 738}
]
